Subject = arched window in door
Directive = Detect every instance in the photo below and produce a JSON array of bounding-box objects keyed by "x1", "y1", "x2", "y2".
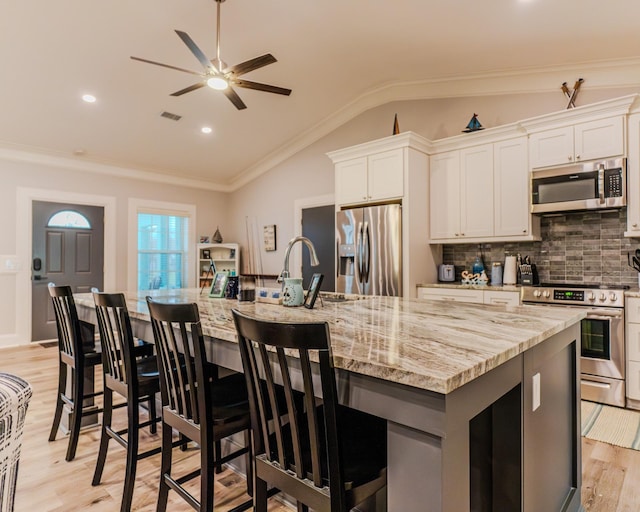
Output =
[{"x1": 47, "y1": 210, "x2": 91, "y2": 229}]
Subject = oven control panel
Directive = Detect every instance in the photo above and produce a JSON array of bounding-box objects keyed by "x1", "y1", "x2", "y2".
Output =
[
  {"x1": 554, "y1": 290, "x2": 584, "y2": 301},
  {"x1": 522, "y1": 286, "x2": 625, "y2": 307}
]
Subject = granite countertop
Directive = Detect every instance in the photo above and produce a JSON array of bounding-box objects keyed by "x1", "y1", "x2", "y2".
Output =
[
  {"x1": 75, "y1": 289, "x2": 584, "y2": 395},
  {"x1": 417, "y1": 282, "x2": 522, "y2": 292}
]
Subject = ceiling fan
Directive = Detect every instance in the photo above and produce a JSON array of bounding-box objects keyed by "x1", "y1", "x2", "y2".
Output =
[{"x1": 130, "y1": 0, "x2": 291, "y2": 110}]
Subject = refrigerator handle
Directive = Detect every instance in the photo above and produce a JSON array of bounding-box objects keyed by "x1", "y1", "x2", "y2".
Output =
[
  {"x1": 363, "y1": 221, "x2": 371, "y2": 283},
  {"x1": 356, "y1": 221, "x2": 364, "y2": 283}
]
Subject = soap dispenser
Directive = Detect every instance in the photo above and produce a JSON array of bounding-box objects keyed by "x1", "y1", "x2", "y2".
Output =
[{"x1": 472, "y1": 245, "x2": 485, "y2": 275}]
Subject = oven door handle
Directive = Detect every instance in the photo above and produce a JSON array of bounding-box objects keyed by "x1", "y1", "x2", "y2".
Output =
[{"x1": 585, "y1": 313, "x2": 623, "y2": 321}]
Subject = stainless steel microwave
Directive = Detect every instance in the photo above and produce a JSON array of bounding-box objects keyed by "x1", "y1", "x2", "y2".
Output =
[{"x1": 531, "y1": 157, "x2": 626, "y2": 214}]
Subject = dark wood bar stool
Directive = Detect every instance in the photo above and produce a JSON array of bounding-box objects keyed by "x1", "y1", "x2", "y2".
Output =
[
  {"x1": 232, "y1": 309, "x2": 388, "y2": 512},
  {"x1": 146, "y1": 297, "x2": 253, "y2": 512},
  {"x1": 48, "y1": 284, "x2": 103, "y2": 462},
  {"x1": 91, "y1": 292, "x2": 162, "y2": 512}
]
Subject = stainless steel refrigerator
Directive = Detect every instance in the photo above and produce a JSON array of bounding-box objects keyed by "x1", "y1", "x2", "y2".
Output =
[{"x1": 336, "y1": 203, "x2": 402, "y2": 296}]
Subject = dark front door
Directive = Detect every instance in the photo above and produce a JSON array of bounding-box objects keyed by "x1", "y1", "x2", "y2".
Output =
[
  {"x1": 32, "y1": 201, "x2": 104, "y2": 341},
  {"x1": 301, "y1": 204, "x2": 335, "y2": 291}
]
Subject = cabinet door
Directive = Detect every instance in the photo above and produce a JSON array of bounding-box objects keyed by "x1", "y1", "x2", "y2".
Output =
[
  {"x1": 628, "y1": 361, "x2": 640, "y2": 400},
  {"x1": 430, "y1": 151, "x2": 461, "y2": 240},
  {"x1": 335, "y1": 157, "x2": 368, "y2": 205},
  {"x1": 460, "y1": 144, "x2": 494, "y2": 238},
  {"x1": 529, "y1": 126, "x2": 574, "y2": 168},
  {"x1": 494, "y1": 137, "x2": 529, "y2": 237},
  {"x1": 368, "y1": 149, "x2": 404, "y2": 201},
  {"x1": 574, "y1": 116, "x2": 624, "y2": 162},
  {"x1": 627, "y1": 114, "x2": 640, "y2": 235}
]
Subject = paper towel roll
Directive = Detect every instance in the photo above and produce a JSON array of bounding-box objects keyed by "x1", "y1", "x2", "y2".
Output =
[{"x1": 503, "y1": 255, "x2": 517, "y2": 285}]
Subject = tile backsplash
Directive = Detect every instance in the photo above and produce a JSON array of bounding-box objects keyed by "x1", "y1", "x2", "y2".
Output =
[{"x1": 442, "y1": 210, "x2": 640, "y2": 287}]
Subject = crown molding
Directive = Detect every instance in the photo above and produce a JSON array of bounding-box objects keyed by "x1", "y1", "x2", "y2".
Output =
[
  {"x1": 0, "y1": 144, "x2": 232, "y2": 193},
  {"x1": 228, "y1": 57, "x2": 640, "y2": 191}
]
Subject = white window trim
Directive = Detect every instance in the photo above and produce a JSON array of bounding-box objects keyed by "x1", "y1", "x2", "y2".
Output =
[{"x1": 127, "y1": 198, "x2": 197, "y2": 292}]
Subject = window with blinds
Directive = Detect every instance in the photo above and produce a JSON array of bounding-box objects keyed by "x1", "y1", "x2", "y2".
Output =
[{"x1": 137, "y1": 212, "x2": 189, "y2": 290}]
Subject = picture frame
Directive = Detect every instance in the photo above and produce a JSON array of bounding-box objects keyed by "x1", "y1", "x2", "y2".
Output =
[
  {"x1": 202, "y1": 249, "x2": 211, "y2": 259},
  {"x1": 304, "y1": 273, "x2": 324, "y2": 309},
  {"x1": 200, "y1": 235, "x2": 210, "y2": 243},
  {"x1": 208, "y1": 271, "x2": 229, "y2": 298},
  {"x1": 263, "y1": 224, "x2": 276, "y2": 252}
]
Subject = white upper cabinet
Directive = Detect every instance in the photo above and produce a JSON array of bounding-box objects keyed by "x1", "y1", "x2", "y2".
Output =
[
  {"x1": 334, "y1": 157, "x2": 368, "y2": 205},
  {"x1": 460, "y1": 144, "x2": 494, "y2": 239},
  {"x1": 430, "y1": 151, "x2": 461, "y2": 239},
  {"x1": 494, "y1": 137, "x2": 530, "y2": 237},
  {"x1": 334, "y1": 148, "x2": 404, "y2": 206},
  {"x1": 430, "y1": 134, "x2": 537, "y2": 243},
  {"x1": 529, "y1": 116, "x2": 624, "y2": 168}
]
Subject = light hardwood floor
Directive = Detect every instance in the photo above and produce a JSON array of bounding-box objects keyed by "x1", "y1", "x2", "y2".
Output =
[
  {"x1": 2, "y1": 343, "x2": 290, "y2": 512},
  {"x1": 3, "y1": 342, "x2": 640, "y2": 511}
]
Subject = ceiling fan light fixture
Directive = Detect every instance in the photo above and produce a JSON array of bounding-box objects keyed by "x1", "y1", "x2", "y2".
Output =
[{"x1": 207, "y1": 76, "x2": 228, "y2": 90}]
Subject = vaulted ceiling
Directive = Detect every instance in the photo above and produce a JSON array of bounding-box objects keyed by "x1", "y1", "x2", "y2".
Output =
[{"x1": 1, "y1": 0, "x2": 639, "y2": 190}]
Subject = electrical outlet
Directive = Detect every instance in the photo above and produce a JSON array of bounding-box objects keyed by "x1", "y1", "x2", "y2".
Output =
[{"x1": 532, "y1": 372, "x2": 541, "y2": 411}]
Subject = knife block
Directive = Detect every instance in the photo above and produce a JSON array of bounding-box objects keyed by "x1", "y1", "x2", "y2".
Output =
[{"x1": 520, "y1": 264, "x2": 539, "y2": 285}]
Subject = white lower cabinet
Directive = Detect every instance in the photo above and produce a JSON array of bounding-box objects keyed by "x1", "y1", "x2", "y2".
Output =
[
  {"x1": 626, "y1": 297, "x2": 640, "y2": 402},
  {"x1": 417, "y1": 287, "x2": 520, "y2": 306}
]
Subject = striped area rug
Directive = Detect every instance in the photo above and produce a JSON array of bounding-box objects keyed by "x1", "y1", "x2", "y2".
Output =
[{"x1": 581, "y1": 400, "x2": 640, "y2": 450}]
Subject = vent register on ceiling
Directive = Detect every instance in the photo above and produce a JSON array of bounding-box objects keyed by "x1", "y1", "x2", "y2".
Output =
[{"x1": 130, "y1": 0, "x2": 291, "y2": 110}]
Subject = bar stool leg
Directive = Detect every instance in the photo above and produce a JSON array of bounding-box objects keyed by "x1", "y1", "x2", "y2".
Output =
[
  {"x1": 65, "y1": 368, "x2": 84, "y2": 461},
  {"x1": 48, "y1": 363, "x2": 66, "y2": 441},
  {"x1": 121, "y1": 398, "x2": 140, "y2": 512},
  {"x1": 92, "y1": 387, "x2": 114, "y2": 485},
  {"x1": 156, "y1": 423, "x2": 173, "y2": 512}
]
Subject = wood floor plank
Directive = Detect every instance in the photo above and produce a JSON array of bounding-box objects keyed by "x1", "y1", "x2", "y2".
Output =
[{"x1": 3, "y1": 342, "x2": 640, "y2": 511}]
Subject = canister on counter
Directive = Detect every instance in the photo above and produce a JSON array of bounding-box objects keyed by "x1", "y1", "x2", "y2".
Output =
[{"x1": 491, "y1": 262, "x2": 503, "y2": 286}]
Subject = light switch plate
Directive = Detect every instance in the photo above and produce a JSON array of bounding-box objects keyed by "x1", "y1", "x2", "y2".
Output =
[{"x1": 532, "y1": 372, "x2": 541, "y2": 411}]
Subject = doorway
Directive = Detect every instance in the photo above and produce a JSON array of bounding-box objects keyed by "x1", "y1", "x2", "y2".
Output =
[
  {"x1": 301, "y1": 204, "x2": 335, "y2": 291},
  {"x1": 31, "y1": 201, "x2": 104, "y2": 341}
]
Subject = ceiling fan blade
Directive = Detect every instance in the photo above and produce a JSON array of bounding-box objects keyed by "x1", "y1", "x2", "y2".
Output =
[
  {"x1": 223, "y1": 86, "x2": 247, "y2": 110},
  {"x1": 130, "y1": 56, "x2": 203, "y2": 77},
  {"x1": 234, "y1": 79, "x2": 292, "y2": 96},
  {"x1": 225, "y1": 54, "x2": 277, "y2": 77},
  {"x1": 170, "y1": 82, "x2": 206, "y2": 96},
  {"x1": 175, "y1": 30, "x2": 217, "y2": 72}
]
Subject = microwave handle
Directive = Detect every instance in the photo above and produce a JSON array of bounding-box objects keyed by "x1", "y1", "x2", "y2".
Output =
[{"x1": 598, "y1": 166, "x2": 605, "y2": 204}]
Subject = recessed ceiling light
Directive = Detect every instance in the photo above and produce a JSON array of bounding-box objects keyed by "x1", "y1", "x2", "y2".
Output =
[
  {"x1": 82, "y1": 94, "x2": 97, "y2": 103},
  {"x1": 201, "y1": 126, "x2": 212, "y2": 134}
]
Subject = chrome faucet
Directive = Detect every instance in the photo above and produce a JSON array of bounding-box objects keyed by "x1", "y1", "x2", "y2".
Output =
[{"x1": 278, "y1": 236, "x2": 320, "y2": 284}]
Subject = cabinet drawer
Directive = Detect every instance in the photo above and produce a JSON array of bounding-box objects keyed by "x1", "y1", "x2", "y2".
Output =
[
  {"x1": 627, "y1": 323, "x2": 640, "y2": 362},
  {"x1": 483, "y1": 290, "x2": 520, "y2": 306},
  {"x1": 627, "y1": 361, "x2": 640, "y2": 401},
  {"x1": 627, "y1": 298, "x2": 640, "y2": 323},
  {"x1": 417, "y1": 287, "x2": 484, "y2": 303}
]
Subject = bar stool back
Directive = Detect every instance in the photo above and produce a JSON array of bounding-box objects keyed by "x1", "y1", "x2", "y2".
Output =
[
  {"x1": 232, "y1": 309, "x2": 387, "y2": 512},
  {"x1": 48, "y1": 284, "x2": 103, "y2": 461},
  {"x1": 146, "y1": 297, "x2": 253, "y2": 512},
  {"x1": 91, "y1": 291, "x2": 161, "y2": 512}
]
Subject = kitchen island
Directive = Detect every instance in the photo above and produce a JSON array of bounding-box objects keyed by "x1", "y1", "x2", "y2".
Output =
[{"x1": 75, "y1": 289, "x2": 585, "y2": 512}]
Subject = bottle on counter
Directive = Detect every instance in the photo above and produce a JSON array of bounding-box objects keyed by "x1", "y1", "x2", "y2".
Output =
[{"x1": 472, "y1": 245, "x2": 485, "y2": 275}]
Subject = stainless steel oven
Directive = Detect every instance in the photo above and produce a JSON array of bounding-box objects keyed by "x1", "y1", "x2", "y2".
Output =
[{"x1": 522, "y1": 283, "x2": 626, "y2": 407}]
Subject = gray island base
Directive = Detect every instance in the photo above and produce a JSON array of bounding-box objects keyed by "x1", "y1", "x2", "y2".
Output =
[{"x1": 75, "y1": 289, "x2": 585, "y2": 512}]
